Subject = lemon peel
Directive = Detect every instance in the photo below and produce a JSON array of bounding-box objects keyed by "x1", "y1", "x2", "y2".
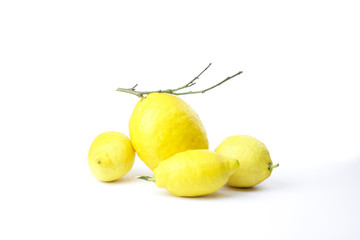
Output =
[
  {"x1": 88, "y1": 131, "x2": 135, "y2": 182},
  {"x1": 139, "y1": 150, "x2": 239, "y2": 197},
  {"x1": 215, "y1": 135, "x2": 279, "y2": 187}
]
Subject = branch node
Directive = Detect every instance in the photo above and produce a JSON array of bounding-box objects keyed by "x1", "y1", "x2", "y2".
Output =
[{"x1": 131, "y1": 84, "x2": 138, "y2": 91}]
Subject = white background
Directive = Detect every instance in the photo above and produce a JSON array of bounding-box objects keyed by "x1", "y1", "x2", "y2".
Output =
[{"x1": 1, "y1": 0, "x2": 359, "y2": 239}]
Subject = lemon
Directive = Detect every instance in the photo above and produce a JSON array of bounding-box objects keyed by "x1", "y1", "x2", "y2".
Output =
[
  {"x1": 129, "y1": 93, "x2": 209, "y2": 170},
  {"x1": 215, "y1": 135, "x2": 278, "y2": 187},
  {"x1": 139, "y1": 150, "x2": 239, "y2": 197},
  {"x1": 88, "y1": 131, "x2": 135, "y2": 182}
]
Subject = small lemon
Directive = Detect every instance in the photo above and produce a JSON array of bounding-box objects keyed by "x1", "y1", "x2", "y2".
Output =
[
  {"x1": 129, "y1": 93, "x2": 209, "y2": 171},
  {"x1": 88, "y1": 131, "x2": 135, "y2": 182},
  {"x1": 139, "y1": 149, "x2": 239, "y2": 197},
  {"x1": 215, "y1": 135, "x2": 278, "y2": 187}
]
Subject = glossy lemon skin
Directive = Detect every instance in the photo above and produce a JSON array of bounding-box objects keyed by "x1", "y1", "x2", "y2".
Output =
[
  {"x1": 88, "y1": 131, "x2": 135, "y2": 182},
  {"x1": 129, "y1": 93, "x2": 209, "y2": 170},
  {"x1": 153, "y1": 150, "x2": 239, "y2": 197},
  {"x1": 215, "y1": 135, "x2": 273, "y2": 187}
]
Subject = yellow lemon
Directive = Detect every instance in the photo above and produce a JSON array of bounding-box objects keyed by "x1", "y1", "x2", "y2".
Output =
[
  {"x1": 215, "y1": 135, "x2": 278, "y2": 187},
  {"x1": 129, "y1": 93, "x2": 209, "y2": 170},
  {"x1": 88, "y1": 131, "x2": 135, "y2": 182},
  {"x1": 139, "y1": 150, "x2": 239, "y2": 197}
]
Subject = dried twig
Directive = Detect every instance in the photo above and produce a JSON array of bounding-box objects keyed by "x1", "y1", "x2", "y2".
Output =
[{"x1": 116, "y1": 63, "x2": 242, "y2": 98}]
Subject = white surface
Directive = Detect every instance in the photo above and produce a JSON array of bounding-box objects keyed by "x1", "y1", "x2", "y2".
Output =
[{"x1": 1, "y1": 1, "x2": 360, "y2": 239}]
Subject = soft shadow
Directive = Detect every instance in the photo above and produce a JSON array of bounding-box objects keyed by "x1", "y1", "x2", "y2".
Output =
[
  {"x1": 155, "y1": 188, "x2": 236, "y2": 200},
  {"x1": 224, "y1": 185, "x2": 265, "y2": 192},
  {"x1": 104, "y1": 177, "x2": 133, "y2": 184},
  {"x1": 100, "y1": 167, "x2": 152, "y2": 184}
]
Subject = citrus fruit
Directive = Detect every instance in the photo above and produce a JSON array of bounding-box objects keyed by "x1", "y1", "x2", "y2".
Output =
[
  {"x1": 139, "y1": 149, "x2": 239, "y2": 197},
  {"x1": 215, "y1": 135, "x2": 278, "y2": 187},
  {"x1": 88, "y1": 131, "x2": 135, "y2": 182},
  {"x1": 129, "y1": 93, "x2": 208, "y2": 170}
]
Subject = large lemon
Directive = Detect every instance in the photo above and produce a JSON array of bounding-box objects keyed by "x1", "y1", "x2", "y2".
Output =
[
  {"x1": 215, "y1": 135, "x2": 278, "y2": 187},
  {"x1": 129, "y1": 93, "x2": 209, "y2": 170},
  {"x1": 140, "y1": 150, "x2": 239, "y2": 197},
  {"x1": 88, "y1": 131, "x2": 135, "y2": 182}
]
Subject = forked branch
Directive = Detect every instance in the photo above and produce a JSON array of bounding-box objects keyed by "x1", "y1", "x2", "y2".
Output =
[{"x1": 116, "y1": 63, "x2": 243, "y2": 98}]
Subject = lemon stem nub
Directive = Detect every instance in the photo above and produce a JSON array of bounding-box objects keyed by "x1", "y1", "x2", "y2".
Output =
[
  {"x1": 137, "y1": 176, "x2": 156, "y2": 182},
  {"x1": 268, "y1": 163, "x2": 279, "y2": 170}
]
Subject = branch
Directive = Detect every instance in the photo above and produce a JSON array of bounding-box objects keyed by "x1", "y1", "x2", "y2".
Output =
[
  {"x1": 116, "y1": 64, "x2": 243, "y2": 98},
  {"x1": 171, "y1": 63, "x2": 212, "y2": 92},
  {"x1": 171, "y1": 70, "x2": 243, "y2": 96}
]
